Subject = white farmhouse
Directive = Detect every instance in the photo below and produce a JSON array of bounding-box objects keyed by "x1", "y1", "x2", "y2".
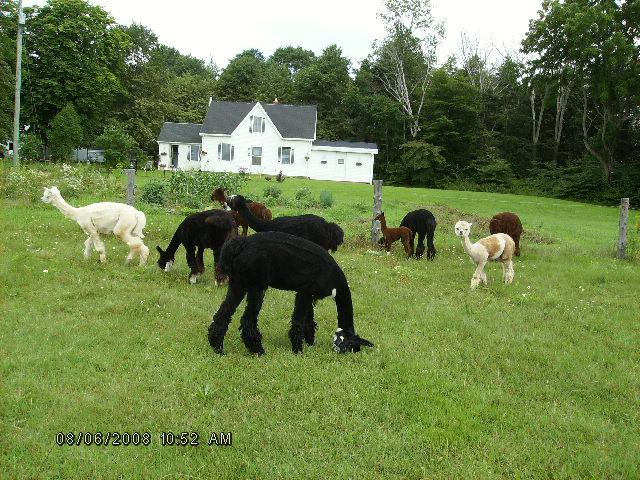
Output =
[{"x1": 157, "y1": 100, "x2": 378, "y2": 183}]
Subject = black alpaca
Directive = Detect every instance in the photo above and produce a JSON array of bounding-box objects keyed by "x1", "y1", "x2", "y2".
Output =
[
  {"x1": 208, "y1": 232, "x2": 373, "y2": 355},
  {"x1": 226, "y1": 195, "x2": 344, "y2": 252},
  {"x1": 400, "y1": 209, "x2": 437, "y2": 260},
  {"x1": 156, "y1": 210, "x2": 236, "y2": 284}
]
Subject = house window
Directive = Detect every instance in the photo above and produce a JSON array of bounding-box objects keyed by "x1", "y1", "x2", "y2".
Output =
[
  {"x1": 218, "y1": 142, "x2": 234, "y2": 161},
  {"x1": 278, "y1": 146, "x2": 294, "y2": 165},
  {"x1": 338, "y1": 158, "x2": 344, "y2": 164},
  {"x1": 190, "y1": 145, "x2": 200, "y2": 161},
  {"x1": 251, "y1": 146, "x2": 262, "y2": 166},
  {"x1": 249, "y1": 115, "x2": 265, "y2": 133}
]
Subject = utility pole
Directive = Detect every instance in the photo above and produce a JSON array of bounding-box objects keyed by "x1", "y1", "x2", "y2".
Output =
[{"x1": 12, "y1": 0, "x2": 25, "y2": 167}]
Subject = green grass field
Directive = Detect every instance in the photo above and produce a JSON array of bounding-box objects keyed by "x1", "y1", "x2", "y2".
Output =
[{"x1": 2, "y1": 173, "x2": 639, "y2": 478}]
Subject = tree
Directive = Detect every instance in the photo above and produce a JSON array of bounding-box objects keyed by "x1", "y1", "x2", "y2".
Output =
[
  {"x1": 522, "y1": 0, "x2": 640, "y2": 183},
  {"x1": 295, "y1": 45, "x2": 352, "y2": 139},
  {"x1": 387, "y1": 140, "x2": 446, "y2": 185},
  {"x1": 95, "y1": 124, "x2": 139, "y2": 168},
  {"x1": 25, "y1": 0, "x2": 131, "y2": 139},
  {"x1": 0, "y1": 1, "x2": 16, "y2": 141},
  {"x1": 19, "y1": 133, "x2": 44, "y2": 161},
  {"x1": 270, "y1": 46, "x2": 315, "y2": 75},
  {"x1": 215, "y1": 49, "x2": 266, "y2": 101},
  {"x1": 372, "y1": 0, "x2": 443, "y2": 138},
  {"x1": 48, "y1": 104, "x2": 83, "y2": 161}
]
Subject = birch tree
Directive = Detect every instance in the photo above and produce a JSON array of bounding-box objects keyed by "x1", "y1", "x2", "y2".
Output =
[{"x1": 372, "y1": 0, "x2": 443, "y2": 138}]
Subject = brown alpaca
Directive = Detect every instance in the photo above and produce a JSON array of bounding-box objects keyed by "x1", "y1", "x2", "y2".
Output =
[
  {"x1": 211, "y1": 187, "x2": 272, "y2": 236},
  {"x1": 489, "y1": 212, "x2": 523, "y2": 256},
  {"x1": 375, "y1": 212, "x2": 413, "y2": 258}
]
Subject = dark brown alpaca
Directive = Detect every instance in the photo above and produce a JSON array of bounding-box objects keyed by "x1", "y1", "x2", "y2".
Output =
[
  {"x1": 211, "y1": 187, "x2": 272, "y2": 236},
  {"x1": 489, "y1": 212, "x2": 523, "y2": 256},
  {"x1": 375, "y1": 212, "x2": 413, "y2": 258}
]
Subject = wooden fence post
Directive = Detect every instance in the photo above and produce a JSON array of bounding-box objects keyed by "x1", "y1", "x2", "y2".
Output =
[
  {"x1": 617, "y1": 197, "x2": 630, "y2": 259},
  {"x1": 372, "y1": 180, "x2": 383, "y2": 246},
  {"x1": 124, "y1": 168, "x2": 135, "y2": 206}
]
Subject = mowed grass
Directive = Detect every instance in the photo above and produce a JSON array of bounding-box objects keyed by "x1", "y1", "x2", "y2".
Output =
[{"x1": 1, "y1": 174, "x2": 639, "y2": 478}]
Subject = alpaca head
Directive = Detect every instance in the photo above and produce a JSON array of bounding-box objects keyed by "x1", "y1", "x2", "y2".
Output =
[
  {"x1": 374, "y1": 212, "x2": 385, "y2": 223},
  {"x1": 326, "y1": 223, "x2": 344, "y2": 253},
  {"x1": 454, "y1": 220, "x2": 472, "y2": 238},
  {"x1": 332, "y1": 328, "x2": 374, "y2": 353},
  {"x1": 211, "y1": 187, "x2": 226, "y2": 205},
  {"x1": 41, "y1": 186, "x2": 60, "y2": 203},
  {"x1": 156, "y1": 246, "x2": 174, "y2": 271}
]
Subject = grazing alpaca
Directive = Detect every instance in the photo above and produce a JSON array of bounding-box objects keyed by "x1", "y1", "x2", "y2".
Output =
[
  {"x1": 401, "y1": 209, "x2": 437, "y2": 260},
  {"x1": 41, "y1": 186, "x2": 149, "y2": 265},
  {"x1": 226, "y1": 195, "x2": 344, "y2": 252},
  {"x1": 208, "y1": 232, "x2": 373, "y2": 355},
  {"x1": 157, "y1": 210, "x2": 236, "y2": 284},
  {"x1": 210, "y1": 187, "x2": 272, "y2": 236},
  {"x1": 490, "y1": 212, "x2": 523, "y2": 256},
  {"x1": 455, "y1": 220, "x2": 515, "y2": 289},
  {"x1": 374, "y1": 212, "x2": 413, "y2": 258}
]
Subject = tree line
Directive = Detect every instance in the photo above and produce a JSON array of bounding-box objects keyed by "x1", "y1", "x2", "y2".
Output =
[{"x1": 1, "y1": 0, "x2": 638, "y2": 205}]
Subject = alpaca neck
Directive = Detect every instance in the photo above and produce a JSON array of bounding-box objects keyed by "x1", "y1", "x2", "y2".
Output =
[
  {"x1": 461, "y1": 234, "x2": 474, "y2": 256},
  {"x1": 237, "y1": 200, "x2": 268, "y2": 231},
  {"x1": 51, "y1": 194, "x2": 79, "y2": 220},
  {"x1": 378, "y1": 216, "x2": 388, "y2": 232},
  {"x1": 334, "y1": 274, "x2": 355, "y2": 334}
]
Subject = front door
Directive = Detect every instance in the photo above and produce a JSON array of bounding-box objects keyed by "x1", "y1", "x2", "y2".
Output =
[
  {"x1": 337, "y1": 157, "x2": 346, "y2": 177},
  {"x1": 171, "y1": 145, "x2": 179, "y2": 168}
]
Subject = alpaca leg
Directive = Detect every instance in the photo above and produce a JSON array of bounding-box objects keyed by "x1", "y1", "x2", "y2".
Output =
[
  {"x1": 242, "y1": 224, "x2": 248, "y2": 236},
  {"x1": 184, "y1": 244, "x2": 200, "y2": 284},
  {"x1": 471, "y1": 260, "x2": 486, "y2": 289},
  {"x1": 196, "y1": 247, "x2": 205, "y2": 274},
  {"x1": 91, "y1": 234, "x2": 106, "y2": 263},
  {"x1": 514, "y1": 236, "x2": 521, "y2": 257},
  {"x1": 290, "y1": 293, "x2": 314, "y2": 353},
  {"x1": 402, "y1": 236, "x2": 412, "y2": 258},
  {"x1": 303, "y1": 300, "x2": 317, "y2": 347},
  {"x1": 83, "y1": 237, "x2": 94, "y2": 259},
  {"x1": 503, "y1": 260, "x2": 515, "y2": 284},
  {"x1": 240, "y1": 288, "x2": 267, "y2": 355},
  {"x1": 208, "y1": 281, "x2": 246, "y2": 354},
  {"x1": 426, "y1": 230, "x2": 436, "y2": 260},
  {"x1": 120, "y1": 232, "x2": 148, "y2": 266},
  {"x1": 415, "y1": 232, "x2": 426, "y2": 259},
  {"x1": 212, "y1": 247, "x2": 226, "y2": 286}
]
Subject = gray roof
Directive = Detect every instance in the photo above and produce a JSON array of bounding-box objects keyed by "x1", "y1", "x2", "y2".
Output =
[
  {"x1": 313, "y1": 139, "x2": 378, "y2": 150},
  {"x1": 201, "y1": 100, "x2": 317, "y2": 139},
  {"x1": 158, "y1": 122, "x2": 202, "y2": 144}
]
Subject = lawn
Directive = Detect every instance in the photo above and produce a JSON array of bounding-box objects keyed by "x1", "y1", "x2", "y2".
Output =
[{"x1": 1, "y1": 171, "x2": 639, "y2": 478}]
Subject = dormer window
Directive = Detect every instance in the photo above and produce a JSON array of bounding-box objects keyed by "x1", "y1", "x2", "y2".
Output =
[{"x1": 249, "y1": 115, "x2": 265, "y2": 133}]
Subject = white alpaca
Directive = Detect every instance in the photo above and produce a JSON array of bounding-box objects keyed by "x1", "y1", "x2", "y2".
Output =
[
  {"x1": 41, "y1": 186, "x2": 150, "y2": 266},
  {"x1": 454, "y1": 220, "x2": 515, "y2": 289}
]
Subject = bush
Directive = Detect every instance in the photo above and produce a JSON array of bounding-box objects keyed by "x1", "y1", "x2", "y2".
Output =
[
  {"x1": 20, "y1": 133, "x2": 44, "y2": 161},
  {"x1": 319, "y1": 190, "x2": 334, "y2": 208},
  {"x1": 0, "y1": 163, "x2": 120, "y2": 202},
  {"x1": 294, "y1": 187, "x2": 312, "y2": 200},
  {"x1": 263, "y1": 186, "x2": 282, "y2": 199},
  {"x1": 167, "y1": 171, "x2": 246, "y2": 208},
  {"x1": 49, "y1": 104, "x2": 83, "y2": 162},
  {"x1": 95, "y1": 124, "x2": 140, "y2": 169},
  {"x1": 140, "y1": 181, "x2": 167, "y2": 206}
]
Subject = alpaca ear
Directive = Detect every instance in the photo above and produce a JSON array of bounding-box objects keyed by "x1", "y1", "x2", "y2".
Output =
[{"x1": 357, "y1": 336, "x2": 374, "y2": 348}]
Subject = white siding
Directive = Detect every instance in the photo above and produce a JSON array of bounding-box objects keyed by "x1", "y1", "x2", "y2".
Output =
[
  {"x1": 200, "y1": 103, "x2": 312, "y2": 177},
  {"x1": 157, "y1": 142, "x2": 201, "y2": 171},
  {"x1": 308, "y1": 148, "x2": 375, "y2": 184}
]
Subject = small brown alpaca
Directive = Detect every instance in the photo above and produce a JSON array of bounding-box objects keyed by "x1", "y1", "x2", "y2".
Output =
[
  {"x1": 211, "y1": 187, "x2": 272, "y2": 236},
  {"x1": 375, "y1": 212, "x2": 413, "y2": 258},
  {"x1": 489, "y1": 212, "x2": 523, "y2": 256}
]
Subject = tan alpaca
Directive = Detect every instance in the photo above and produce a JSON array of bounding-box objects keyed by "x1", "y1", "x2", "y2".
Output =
[
  {"x1": 454, "y1": 220, "x2": 515, "y2": 289},
  {"x1": 375, "y1": 212, "x2": 413, "y2": 258},
  {"x1": 41, "y1": 186, "x2": 149, "y2": 266}
]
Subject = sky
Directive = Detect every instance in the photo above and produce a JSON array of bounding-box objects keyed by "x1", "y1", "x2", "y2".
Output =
[{"x1": 23, "y1": 0, "x2": 543, "y2": 69}]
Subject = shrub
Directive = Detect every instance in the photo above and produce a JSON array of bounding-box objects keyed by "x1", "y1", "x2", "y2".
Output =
[
  {"x1": 20, "y1": 133, "x2": 44, "y2": 161},
  {"x1": 95, "y1": 124, "x2": 140, "y2": 169},
  {"x1": 0, "y1": 163, "x2": 120, "y2": 202},
  {"x1": 319, "y1": 190, "x2": 334, "y2": 208},
  {"x1": 49, "y1": 104, "x2": 83, "y2": 162},
  {"x1": 294, "y1": 187, "x2": 311, "y2": 200},
  {"x1": 140, "y1": 181, "x2": 167, "y2": 206},
  {"x1": 263, "y1": 186, "x2": 282, "y2": 199},
  {"x1": 167, "y1": 171, "x2": 246, "y2": 208}
]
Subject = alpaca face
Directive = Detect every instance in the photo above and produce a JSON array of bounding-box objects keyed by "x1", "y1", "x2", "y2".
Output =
[
  {"x1": 41, "y1": 186, "x2": 59, "y2": 203},
  {"x1": 454, "y1": 221, "x2": 472, "y2": 238},
  {"x1": 156, "y1": 246, "x2": 174, "y2": 271},
  {"x1": 225, "y1": 194, "x2": 243, "y2": 211},
  {"x1": 332, "y1": 328, "x2": 374, "y2": 353}
]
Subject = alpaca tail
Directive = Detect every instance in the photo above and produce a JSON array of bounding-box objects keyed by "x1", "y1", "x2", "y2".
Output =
[{"x1": 132, "y1": 210, "x2": 147, "y2": 238}]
